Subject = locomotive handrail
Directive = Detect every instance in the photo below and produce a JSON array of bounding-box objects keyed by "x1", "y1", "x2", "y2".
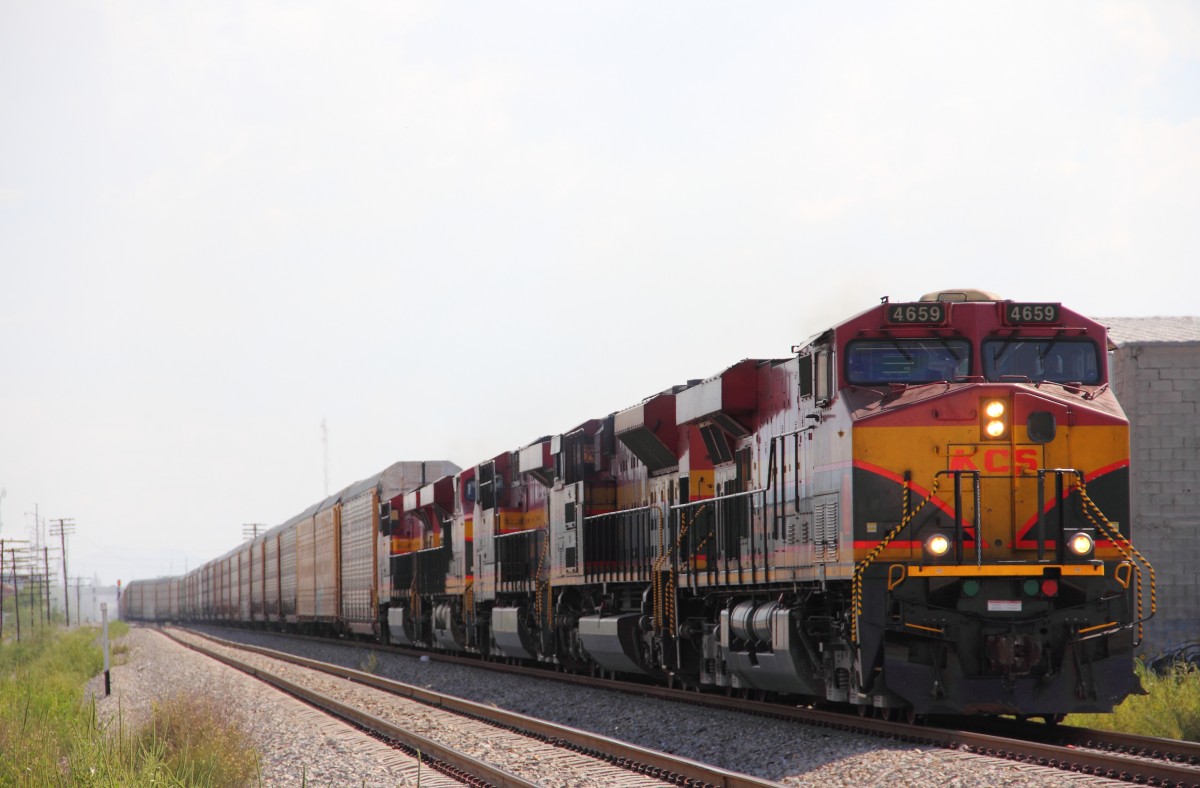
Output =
[
  {"x1": 582, "y1": 503, "x2": 657, "y2": 522},
  {"x1": 935, "y1": 469, "x2": 983, "y2": 566},
  {"x1": 1073, "y1": 473, "x2": 1157, "y2": 643},
  {"x1": 850, "y1": 474, "x2": 942, "y2": 644},
  {"x1": 1030, "y1": 469, "x2": 1158, "y2": 643},
  {"x1": 1035, "y1": 468, "x2": 1078, "y2": 563},
  {"x1": 669, "y1": 487, "x2": 764, "y2": 511},
  {"x1": 1113, "y1": 560, "x2": 1133, "y2": 589}
]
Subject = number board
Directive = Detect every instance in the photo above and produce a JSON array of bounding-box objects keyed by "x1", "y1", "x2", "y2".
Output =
[
  {"x1": 885, "y1": 302, "x2": 947, "y2": 325},
  {"x1": 1003, "y1": 303, "x2": 1060, "y2": 325}
]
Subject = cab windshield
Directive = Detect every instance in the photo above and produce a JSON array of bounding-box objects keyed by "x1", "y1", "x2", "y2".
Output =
[
  {"x1": 846, "y1": 339, "x2": 971, "y2": 385},
  {"x1": 981, "y1": 338, "x2": 1101, "y2": 383}
]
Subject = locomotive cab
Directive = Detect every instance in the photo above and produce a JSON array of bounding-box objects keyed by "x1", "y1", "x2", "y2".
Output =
[{"x1": 840, "y1": 290, "x2": 1148, "y2": 716}]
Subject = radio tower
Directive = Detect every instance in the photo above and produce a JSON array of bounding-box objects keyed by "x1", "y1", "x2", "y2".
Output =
[{"x1": 322, "y1": 419, "x2": 330, "y2": 496}]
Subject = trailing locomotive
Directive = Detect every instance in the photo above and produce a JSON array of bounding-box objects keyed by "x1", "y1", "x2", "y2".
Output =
[{"x1": 123, "y1": 289, "x2": 1153, "y2": 720}]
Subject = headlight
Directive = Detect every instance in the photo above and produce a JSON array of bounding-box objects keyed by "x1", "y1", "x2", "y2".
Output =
[
  {"x1": 1067, "y1": 532, "x2": 1094, "y2": 556},
  {"x1": 981, "y1": 398, "x2": 1008, "y2": 439},
  {"x1": 925, "y1": 533, "x2": 952, "y2": 557}
]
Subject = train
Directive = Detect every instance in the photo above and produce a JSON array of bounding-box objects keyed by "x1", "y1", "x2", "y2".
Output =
[{"x1": 123, "y1": 288, "x2": 1154, "y2": 720}]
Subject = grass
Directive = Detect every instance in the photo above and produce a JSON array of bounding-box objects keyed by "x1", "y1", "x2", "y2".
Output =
[
  {"x1": 126, "y1": 693, "x2": 262, "y2": 785},
  {"x1": 1, "y1": 589, "x2": 62, "y2": 637},
  {"x1": 0, "y1": 622, "x2": 262, "y2": 786},
  {"x1": 1067, "y1": 660, "x2": 1200, "y2": 741},
  {"x1": 107, "y1": 620, "x2": 132, "y2": 661}
]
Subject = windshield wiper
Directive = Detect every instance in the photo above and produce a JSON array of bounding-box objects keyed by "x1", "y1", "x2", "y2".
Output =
[
  {"x1": 879, "y1": 329, "x2": 912, "y2": 362},
  {"x1": 1038, "y1": 329, "x2": 1066, "y2": 362},
  {"x1": 992, "y1": 330, "x2": 1019, "y2": 367},
  {"x1": 935, "y1": 335, "x2": 961, "y2": 362}
]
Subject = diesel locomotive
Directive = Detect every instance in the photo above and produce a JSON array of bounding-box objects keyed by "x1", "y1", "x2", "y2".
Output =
[{"x1": 123, "y1": 289, "x2": 1153, "y2": 719}]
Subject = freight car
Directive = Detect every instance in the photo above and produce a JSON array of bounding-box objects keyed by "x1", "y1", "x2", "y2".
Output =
[
  {"x1": 125, "y1": 462, "x2": 458, "y2": 639},
  {"x1": 124, "y1": 289, "x2": 1153, "y2": 720}
]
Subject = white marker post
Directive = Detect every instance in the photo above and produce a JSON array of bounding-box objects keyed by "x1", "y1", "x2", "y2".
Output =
[{"x1": 100, "y1": 603, "x2": 111, "y2": 696}]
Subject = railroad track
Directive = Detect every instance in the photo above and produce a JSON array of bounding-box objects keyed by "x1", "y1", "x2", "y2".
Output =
[
  {"x1": 179, "y1": 625, "x2": 1200, "y2": 787},
  {"x1": 161, "y1": 627, "x2": 784, "y2": 788}
]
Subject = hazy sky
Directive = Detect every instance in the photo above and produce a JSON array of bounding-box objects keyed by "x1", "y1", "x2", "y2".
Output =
[{"x1": 1, "y1": 2, "x2": 1197, "y2": 586}]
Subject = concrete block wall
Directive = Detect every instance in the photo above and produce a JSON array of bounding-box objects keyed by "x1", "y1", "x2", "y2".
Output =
[{"x1": 1110, "y1": 343, "x2": 1200, "y2": 658}]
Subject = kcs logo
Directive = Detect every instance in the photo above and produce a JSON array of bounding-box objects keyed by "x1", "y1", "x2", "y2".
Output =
[{"x1": 949, "y1": 446, "x2": 1039, "y2": 475}]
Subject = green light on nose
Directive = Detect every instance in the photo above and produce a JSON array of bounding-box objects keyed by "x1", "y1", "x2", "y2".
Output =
[
  {"x1": 962, "y1": 579, "x2": 981, "y2": 597},
  {"x1": 1023, "y1": 579, "x2": 1040, "y2": 596}
]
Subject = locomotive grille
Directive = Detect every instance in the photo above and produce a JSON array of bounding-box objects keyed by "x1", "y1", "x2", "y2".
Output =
[{"x1": 815, "y1": 494, "x2": 839, "y2": 562}]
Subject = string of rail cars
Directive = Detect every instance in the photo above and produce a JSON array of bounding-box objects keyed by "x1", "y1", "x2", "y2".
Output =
[{"x1": 124, "y1": 289, "x2": 1155, "y2": 721}]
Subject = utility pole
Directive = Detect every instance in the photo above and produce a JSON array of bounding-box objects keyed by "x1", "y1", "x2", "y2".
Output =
[
  {"x1": 26, "y1": 504, "x2": 45, "y2": 623},
  {"x1": 242, "y1": 523, "x2": 266, "y2": 541},
  {"x1": 2, "y1": 540, "x2": 32, "y2": 641},
  {"x1": 28, "y1": 549, "x2": 37, "y2": 631},
  {"x1": 49, "y1": 518, "x2": 75, "y2": 626},
  {"x1": 25, "y1": 503, "x2": 42, "y2": 549},
  {"x1": 43, "y1": 547, "x2": 51, "y2": 624},
  {"x1": 10, "y1": 547, "x2": 21, "y2": 641},
  {"x1": 71, "y1": 577, "x2": 85, "y2": 624},
  {"x1": 25, "y1": 504, "x2": 39, "y2": 550}
]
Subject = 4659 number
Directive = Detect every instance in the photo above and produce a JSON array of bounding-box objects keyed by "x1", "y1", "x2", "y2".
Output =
[
  {"x1": 1005, "y1": 303, "x2": 1060, "y2": 324},
  {"x1": 887, "y1": 303, "x2": 946, "y2": 324}
]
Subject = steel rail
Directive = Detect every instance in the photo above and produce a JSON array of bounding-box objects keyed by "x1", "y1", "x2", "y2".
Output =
[
  {"x1": 166, "y1": 627, "x2": 786, "y2": 788},
  {"x1": 971, "y1": 715, "x2": 1200, "y2": 768},
  {"x1": 162, "y1": 629, "x2": 537, "y2": 788},
  {"x1": 180, "y1": 625, "x2": 1200, "y2": 786}
]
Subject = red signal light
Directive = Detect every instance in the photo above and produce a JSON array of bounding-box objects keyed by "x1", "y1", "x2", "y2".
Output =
[{"x1": 1041, "y1": 579, "x2": 1059, "y2": 597}]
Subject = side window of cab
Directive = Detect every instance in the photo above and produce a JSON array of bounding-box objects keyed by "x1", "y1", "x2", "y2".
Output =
[
  {"x1": 798, "y1": 348, "x2": 834, "y2": 405},
  {"x1": 814, "y1": 349, "x2": 833, "y2": 405}
]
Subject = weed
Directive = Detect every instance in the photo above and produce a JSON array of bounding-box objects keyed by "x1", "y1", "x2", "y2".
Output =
[
  {"x1": 131, "y1": 692, "x2": 261, "y2": 785},
  {"x1": 1068, "y1": 660, "x2": 1200, "y2": 741},
  {"x1": 0, "y1": 624, "x2": 263, "y2": 786},
  {"x1": 360, "y1": 650, "x2": 380, "y2": 675}
]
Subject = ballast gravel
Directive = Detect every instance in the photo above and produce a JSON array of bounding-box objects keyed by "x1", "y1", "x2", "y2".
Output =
[
  {"x1": 164, "y1": 627, "x2": 677, "y2": 788},
  {"x1": 85, "y1": 627, "x2": 456, "y2": 786},
  {"x1": 90, "y1": 625, "x2": 1126, "y2": 787}
]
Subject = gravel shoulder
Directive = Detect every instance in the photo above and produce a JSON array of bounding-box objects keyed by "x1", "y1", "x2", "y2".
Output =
[{"x1": 84, "y1": 626, "x2": 454, "y2": 787}]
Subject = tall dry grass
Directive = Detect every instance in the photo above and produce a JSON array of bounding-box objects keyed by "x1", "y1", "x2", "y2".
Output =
[{"x1": 0, "y1": 623, "x2": 261, "y2": 786}]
